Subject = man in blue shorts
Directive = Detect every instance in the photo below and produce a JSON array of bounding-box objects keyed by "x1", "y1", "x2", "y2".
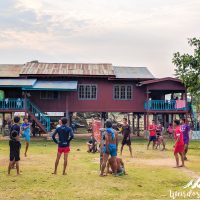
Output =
[
  {"x1": 147, "y1": 120, "x2": 157, "y2": 150},
  {"x1": 100, "y1": 120, "x2": 118, "y2": 177},
  {"x1": 21, "y1": 117, "x2": 31, "y2": 157}
]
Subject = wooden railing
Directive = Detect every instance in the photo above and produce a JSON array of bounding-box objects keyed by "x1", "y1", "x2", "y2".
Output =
[
  {"x1": 144, "y1": 100, "x2": 188, "y2": 111},
  {"x1": 0, "y1": 98, "x2": 25, "y2": 110}
]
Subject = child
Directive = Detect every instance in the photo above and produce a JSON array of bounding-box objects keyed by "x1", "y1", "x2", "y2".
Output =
[
  {"x1": 120, "y1": 118, "x2": 133, "y2": 157},
  {"x1": 21, "y1": 117, "x2": 31, "y2": 157},
  {"x1": 155, "y1": 123, "x2": 166, "y2": 151},
  {"x1": 167, "y1": 123, "x2": 173, "y2": 138},
  {"x1": 106, "y1": 157, "x2": 127, "y2": 176},
  {"x1": 173, "y1": 119, "x2": 185, "y2": 168},
  {"x1": 8, "y1": 130, "x2": 21, "y2": 175},
  {"x1": 87, "y1": 135, "x2": 97, "y2": 153},
  {"x1": 52, "y1": 117, "x2": 74, "y2": 175},
  {"x1": 181, "y1": 118, "x2": 190, "y2": 160},
  {"x1": 10, "y1": 116, "x2": 21, "y2": 138}
]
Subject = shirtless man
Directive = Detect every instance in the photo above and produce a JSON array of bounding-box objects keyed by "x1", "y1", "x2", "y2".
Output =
[
  {"x1": 106, "y1": 157, "x2": 127, "y2": 176},
  {"x1": 100, "y1": 120, "x2": 118, "y2": 177}
]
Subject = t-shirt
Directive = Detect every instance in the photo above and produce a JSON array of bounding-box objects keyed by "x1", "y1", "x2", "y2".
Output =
[
  {"x1": 10, "y1": 124, "x2": 20, "y2": 138},
  {"x1": 21, "y1": 123, "x2": 30, "y2": 136},
  {"x1": 174, "y1": 126, "x2": 184, "y2": 146},
  {"x1": 122, "y1": 124, "x2": 131, "y2": 139},
  {"x1": 52, "y1": 125, "x2": 74, "y2": 147},
  {"x1": 9, "y1": 138, "x2": 21, "y2": 156},
  {"x1": 148, "y1": 124, "x2": 156, "y2": 136},
  {"x1": 167, "y1": 126, "x2": 173, "y2": 134},
  {"x1": 181, "y1": 124, "x2": 190, "y2": 141}
]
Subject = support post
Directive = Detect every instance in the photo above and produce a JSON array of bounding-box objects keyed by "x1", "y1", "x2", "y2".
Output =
[
  {"x1": 69, "y1": 112, "x2": 73, "y2": 127},
  {"x1": 144, "y1": 113, "x2": 147, "y2": 131},
  {"x1": 24, "y1": 91, "x2": 27, "y2": 117},
  {"x1": 137, "y1": 113, "x2": 140, "y2": 136},
  {"x1": 146, "y1": 86, "x2": 150, "y2": 131},
  {"x1": 132, "y1": 112, "x2": 135, "y2": 134},
  {"x1": 127, "y1": 113, "x2": 130, "y2": 125}
]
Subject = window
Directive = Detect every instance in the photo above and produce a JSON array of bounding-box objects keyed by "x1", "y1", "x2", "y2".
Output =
[
  {"x1": 40, "y1": 91, "x2": 59, "y2": 99},
  {"x1": 78, "y1": 84, "x2": 97, "y2": 100},
  {"x1": 113, "y1": 85, "x2": 132, "y2": 100}
]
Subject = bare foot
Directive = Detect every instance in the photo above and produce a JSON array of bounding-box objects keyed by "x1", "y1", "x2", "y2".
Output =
[
  {"x1": 179, "y1": 165, "x2": 185, "y2": 167},
  {"x1": 63, "y1": 172, "x2": 67, "y2": 175},
  {"x1": 24, "y1": 153, "x2": 27, "y2": 157},
  {"x1": 17, "y1": 173, "x2": 22, "y2": 176},
  {"x1": 99, "y1": 174, "x2": 107, "y2": 177},
  {"x1": 52, "y1": 172, "x2": 57, "y2": 175}
]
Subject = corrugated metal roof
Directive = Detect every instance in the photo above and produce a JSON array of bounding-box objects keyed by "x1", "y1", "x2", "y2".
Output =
[
  {"x1": 113, "y1": 66, "x2": 155, "y2": 79},
  {"x1": 20, "y1": 62, "x2": 114, "y2": 76},
  {"x1": 23, "y1": 81, "x2": 77, "y2": 91},
  {"x1": 0, "y1": 78, "x2": 37, "y2": 87},
  {"x1": 138, "y1": 77, "x2": 181, "y2": 85},
  {"x1": 0, "y1": 62, "x2": 156, "y2": 80},
  {"x1": 0, "y1": 65, "x2": 23, "y2": 77}
]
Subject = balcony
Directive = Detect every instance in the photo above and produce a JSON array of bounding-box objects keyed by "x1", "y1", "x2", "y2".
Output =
[
  {"x1": 144, "y1": 100, "x2": 188, "y2": 111},
  {"x1": 0, "y1": 98, "x2": 25, "y2": 111}
]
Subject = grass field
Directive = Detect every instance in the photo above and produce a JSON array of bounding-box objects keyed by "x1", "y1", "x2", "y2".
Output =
[{"x1": 0, "y1": 136, "x2": 200, "y2": 200}]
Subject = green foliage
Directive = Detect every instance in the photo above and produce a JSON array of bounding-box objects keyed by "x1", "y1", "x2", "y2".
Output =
[{"x1": 172, "y1": 38, "x2": 200, "y2": 104}]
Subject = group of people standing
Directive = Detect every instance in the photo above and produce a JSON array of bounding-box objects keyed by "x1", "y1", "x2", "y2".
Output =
[
  {"x1": 8, "y1": 116, "x2": 31, "y2": 175},
  {"x1": 147, "y1": 118, "x2": 190, "y2": 167},
  {"x1": 7, "y1": 114, "x2": 191, "y2": 176},
  {"x1": 147, "y1": 120, "x2": 166, "y2": 150}
]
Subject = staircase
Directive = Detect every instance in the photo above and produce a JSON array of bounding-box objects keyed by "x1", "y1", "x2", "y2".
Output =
[{"x1": 26, "y1": 100, "x2": 50, "y2": 132}]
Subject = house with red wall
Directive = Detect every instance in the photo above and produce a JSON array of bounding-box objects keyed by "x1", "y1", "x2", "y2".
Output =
[{"x1": 0, "y1": 61, "x2": 188, "y2": 132}]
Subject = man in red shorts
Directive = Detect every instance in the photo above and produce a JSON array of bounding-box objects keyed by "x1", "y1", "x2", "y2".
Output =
[
  {"x1": 173, "y1": 119, "x2": 185, "y2": 168},
  {"x1": 52, "y1": 117, "x2": 74, "y2": 175},
  {"x1": 147, "y1": 120, "x2": 157, "y2": 150}
]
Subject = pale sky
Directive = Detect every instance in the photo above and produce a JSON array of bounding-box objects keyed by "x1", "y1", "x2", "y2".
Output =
[{"x1": 0, "y1": 0, "x2": 200, "y2": 77}]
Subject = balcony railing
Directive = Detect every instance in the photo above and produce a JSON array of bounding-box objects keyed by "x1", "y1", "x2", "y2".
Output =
[
  {"x1": 0, "y1": 98, "x2": 25, "y2": 110},
  {"x1": 144, "y1": 100, "x2": 188, "y2": 111}
]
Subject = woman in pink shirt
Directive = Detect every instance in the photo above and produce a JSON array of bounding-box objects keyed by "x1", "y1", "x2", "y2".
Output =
[{"x1": 173, "y1": 119, "x2": 185, "y2": 168}]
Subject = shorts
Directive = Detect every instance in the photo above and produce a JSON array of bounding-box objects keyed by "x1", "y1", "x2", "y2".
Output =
[
  {"x1": 10, "y1": 154, "x2": 20, "y2": 162},
  {"x1": 184, "y1": 138, "x2": 189, "y2": 145},
  {"x1": 122, "y1": 137, "x2": 131, "y2": 146},
  {"x1": 58, "y1": 147, "x2": 70, "y2": 154},
  {"x1": 103, "y1": 144, "x2": 117, "y2": 157},
  {"x1": 149, "y1": 136, "x2": 156, "y2": 142},
  {"x1": 23, "y1": 133, "x2": 30, "y2": 142},
  {"x1": 174, "y1": 145, "x2": 184, "y2": 153}
]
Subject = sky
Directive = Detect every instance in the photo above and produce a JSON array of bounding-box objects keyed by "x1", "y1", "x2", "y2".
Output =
[{"x1": 0, "y1": 0, "x2": 200, "y2": 78}]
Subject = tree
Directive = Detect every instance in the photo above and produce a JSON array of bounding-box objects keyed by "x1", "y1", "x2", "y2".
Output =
[{"x1": 172, "y1": 38, "x2": 200, "y2": 105}]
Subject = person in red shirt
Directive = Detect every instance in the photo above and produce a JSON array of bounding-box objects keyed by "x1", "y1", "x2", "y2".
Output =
[
  {"x1": 147, "y1": 120, "x2": 157, "y2": 150},
  {"x1": 173, "y1": 119, "x2": 185, "y2": 168}
]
